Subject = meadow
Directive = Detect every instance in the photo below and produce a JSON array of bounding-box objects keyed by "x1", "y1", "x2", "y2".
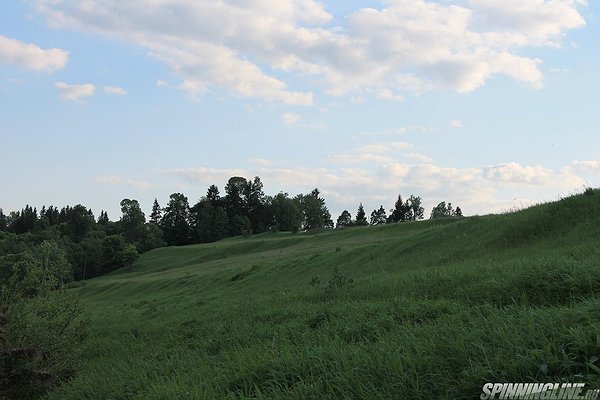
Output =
[{"x1": 46, "y1": 190, "x2": 600, "y2": 399}]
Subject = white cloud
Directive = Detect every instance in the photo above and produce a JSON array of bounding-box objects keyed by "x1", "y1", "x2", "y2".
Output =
[
  {"x1": 0, "y1": 34, "x2": 68, "y2": 72},
  {"x1": 282, "y1": 112, "x2": 301, "y2": 125},
  {"x1": 96, "y1": 176, "x2": 156, "y2": 190},
  {"x1": 377, "y1": 89, "x2": 405, "y2": 102},
  {"x1": 572, "y1": 160, "x2": 600, "y2": 170},
  {"x1": 361, "y1": 125, "x2": 434, "y2": 136},
  {"x1": 353, "y1": 141, "x2": 413, "y2": 154},
  {"x1": 483, "y1": 162, "x2": 554, "y2": 185},
  {"x1": 354, "y1": 144, "x2": 390, "y2": 154},
  {"x1": 161, "y1": 167, "x2": 249, "y2": 187},
  {"x1": 329, "y1": 153, "x2": 396, "y2": 164},
  {"x1": 404, "y1": 152, "x2": 434, "y2": 163},
  {"x1": 330, "y1": 140, "x2": 414, "y2": 164},
  {"x1": 104, "y1": 86, "x2": 127, "y2": 95},
  {"x1": 390, "y1": 141, "x2": 413, "y2": 151},
  {"x1": 353, "y1": 141, "x2": 414, "y2": 154},
  {"x1": 55, "y1": 82, "x2": 95, "y2": 102},
  {"x1": 450, "y1": 119, "x2": 463, "y2": 128},
  {"x1": 33, "y1": 0, "x2": 586, "y2": 102},
  {"x1": 548, "y1": 67, "x2": 569, "y2": 73},
  {"x1": 469, "y1": 0, "x2": 587, "y2": 46}
]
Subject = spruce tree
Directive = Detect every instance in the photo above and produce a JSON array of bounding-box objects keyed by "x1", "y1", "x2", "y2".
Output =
[
  {"x1": 355, "y1": 203, "x2": 368, "y2": 226},
  {"x1": 150, "y1": 198, "x2": 162, "y2": 225}
]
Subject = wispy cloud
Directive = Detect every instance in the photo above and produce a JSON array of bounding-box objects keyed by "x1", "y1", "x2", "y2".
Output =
[
  {"x1": 404, "y1": 152, "x2": 433, "y2": 163},
  {"x1": 450, "y1": 119, "x2": 463, "y2": 128},
  {"x1": 354, "y1": 141, "x2": 413, "y2": 154},
  {"x1": 96, "y1": 176, "x2": 156, "y2": 190},
  {"x1": 361, "y1": 125, "x2": 434, "y2": 137},
  {"x1": 328, "y1": 153, "x2": 396, "y2": 164},
  {"x1": 282, "y1": 112, "x2": 301, "y2": 125},
  {"x1": 104, "y1": 86, "x2": 127, "y2": 95},
  {"x1": 329, "y1": 140, "x2": 415, "y2": 165}
]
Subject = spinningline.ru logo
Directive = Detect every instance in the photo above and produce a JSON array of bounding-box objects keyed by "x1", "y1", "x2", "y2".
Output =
[{"x1": 480, "y1": 383, "x2": 600, "y2": 399}]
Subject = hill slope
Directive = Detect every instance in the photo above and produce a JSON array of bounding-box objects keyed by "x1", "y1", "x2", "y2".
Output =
[{"x1": 48, "y1": 190, "x2": 600, "y2": 399}]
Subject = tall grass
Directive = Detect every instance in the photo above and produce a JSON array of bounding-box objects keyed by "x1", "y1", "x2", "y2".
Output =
[{"x1": 45, "y1": 190, "x2": 600, "y2": 399}]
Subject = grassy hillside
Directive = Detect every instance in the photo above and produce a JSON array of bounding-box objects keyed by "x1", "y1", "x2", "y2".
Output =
[{"x1": 47, "y1": 190, "x2": 600, "y2": 399}]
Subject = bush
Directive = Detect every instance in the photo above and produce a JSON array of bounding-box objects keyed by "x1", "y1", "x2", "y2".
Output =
[{"x1": 0, "y1": 241, "x2": 88, "y2": 399}]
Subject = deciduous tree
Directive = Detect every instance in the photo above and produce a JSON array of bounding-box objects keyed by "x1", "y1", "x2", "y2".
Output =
[
  {"x1": 336, "y1": 210, "x2": 352, "y2": 228},
  {"x1": 161, "y1": 193, "x2": 191, "y2": 246}
]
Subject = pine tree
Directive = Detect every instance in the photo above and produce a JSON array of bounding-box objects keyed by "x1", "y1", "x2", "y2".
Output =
[
  {"x1": 355, "y1": 203, "x2": 368, "y2": 226},
  {"x1": 0, "y1": 208, "x2": 7, "y2": 231},
  {"x1": 150, "y1": 198, "x2": 162, "y2": 225},
  {"x1": 206, "y1": 185, "x2": 221, "y2": 207},
  {"x1": 98, "y1": 210, "x2": 109, "y2": 225}
]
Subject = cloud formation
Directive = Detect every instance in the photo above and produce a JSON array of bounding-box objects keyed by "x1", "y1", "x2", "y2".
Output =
[
  {"x1": 96, "y1": 176, "x2": 156, "y2": 190},
  {"x1": 33, "y1": 0, "x2": 587, "y2": 103},
  {"x1": 55, "y1": 82, "x2": 95, "y2": 102},
  {"x1": 0, "y1": 34, "x2": 68, "y2": 72},
  {"x1": 104, "y1": 86, "x2": 127, "y2": 95}
]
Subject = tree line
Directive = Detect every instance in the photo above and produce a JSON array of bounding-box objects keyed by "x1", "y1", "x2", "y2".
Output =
[
  {"x1": 0, "y1": 175, "x2": 462, "y2": 282},
  {"x1": 336, "y1": 195, "x2": 462, "y2": 228}
]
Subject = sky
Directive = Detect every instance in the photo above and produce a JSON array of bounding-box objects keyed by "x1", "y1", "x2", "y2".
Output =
[{"x1": 1, "y1": 0, "x2": 599, "y2": 221}]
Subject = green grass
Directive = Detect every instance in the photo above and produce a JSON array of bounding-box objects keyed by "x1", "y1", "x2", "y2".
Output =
[{"x1": 46, "y1": 190, "x2": 600, "y2": 399}]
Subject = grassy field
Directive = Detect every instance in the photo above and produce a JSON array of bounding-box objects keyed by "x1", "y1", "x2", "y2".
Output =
[{"x1": 47, "y1": 190, "x2": 600, "y2": 399}]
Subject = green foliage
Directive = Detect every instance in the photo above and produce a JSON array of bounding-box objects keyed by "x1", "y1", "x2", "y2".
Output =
[
  {"x1": 0, "y1": 241, "x2": 88, "y2": 399},
  {"x1": 390, "y1": 194, "x2": 425, "y2": 222},
  {"x1": 119, "y1": 199, "x2": 146, "y2": 244},
  {"x1": 6, "y1": 205, "x2": 38, "y2": 234},
  {"x1": 59, "y1": 205, "x2": 96, "y2": 243},
  {"x1": 324, "y1": 265, "x2": 354, "y2": 295},
  {"x1": 230, "y1": 215, "x2": 252, "y2": 237},
  {"x1": 430, "y1": 201, "x2": 463, "y2": 219},
  {"x1": 97, "y1": 211, "x2": 109, "y2": 226},
  {"x1": 297, "y1": 189, "x2": 333, "y2": 231},
  {"x1": 100, "y1": 235, "x2": 139, "y2": 273},
  {"x1": 149, "y1": 198, "x2": 162, "y2": 225},
  {"x1": 161, "y1": 193, "x2": 191, "y2": 246},
  {"x1": 335, "y1": 210, "x2": 352, "y2": 228},
  {"x1": 0, "y1": 209, "x2": 7, "y2": 232},
  {"x1": 270, "y1": 193, "x2": 302, "y2": 232},
  {"x1": 245, "y1": 176, "x2": 268, "y2": 234},
  {"x1": 369, "y1": 205, "x2": 387, "y2": 225},
  {"x1": 225, "y1": 176, "x2": 248, "y2": 223}
]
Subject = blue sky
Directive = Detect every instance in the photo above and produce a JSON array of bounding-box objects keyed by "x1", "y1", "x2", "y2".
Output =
[{"x1": 1, "y1": 0, "x2": 599, "y2": 221}]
